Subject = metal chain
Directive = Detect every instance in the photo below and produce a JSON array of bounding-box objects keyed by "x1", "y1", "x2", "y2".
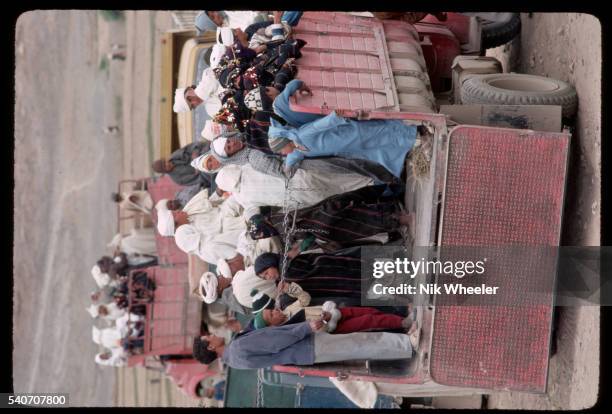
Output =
[{"x1": 256, "y1": 368, "x2": 265, "y2": 407}]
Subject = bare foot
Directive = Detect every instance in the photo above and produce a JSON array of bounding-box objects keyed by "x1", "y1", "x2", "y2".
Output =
[{"x1": 397, "y1": 212, "x2": 415, "y2": 228}]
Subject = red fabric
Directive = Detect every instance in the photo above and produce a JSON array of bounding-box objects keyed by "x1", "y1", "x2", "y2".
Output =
[{"x1": 334, "y1": 307, "x2": 403, "y2": 334}]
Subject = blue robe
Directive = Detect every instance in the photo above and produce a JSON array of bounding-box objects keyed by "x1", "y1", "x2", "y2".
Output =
[
  {"x1": 268, "y1": 111, "x2": 418, "y2": 178},
  {"x1": 272, "y1": 79, "x2": 323, "y2": 127}
]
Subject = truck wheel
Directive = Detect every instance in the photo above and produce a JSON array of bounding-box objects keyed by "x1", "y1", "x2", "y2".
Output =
[
  {"x1": 461, "y1": 73, "x2": 578, "y2": 118},
  {"x1": 481, "y1": 13, "x2": 521, "y2": 49}
]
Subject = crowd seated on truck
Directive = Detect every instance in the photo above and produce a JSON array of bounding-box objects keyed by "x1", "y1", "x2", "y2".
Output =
[{"x1": 148, "y1": 10, "x2": 428, "y2": 372}]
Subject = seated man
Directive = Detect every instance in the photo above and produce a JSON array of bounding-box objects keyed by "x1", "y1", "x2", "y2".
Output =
[
  {"x1": 151, "y1": 141, "x2": 211, "y2": 187},
  {"x1": 192, "y1": 319, "x2": 416, "y2": 369},
  {"x1": 95, "y1": 349, "x2": 127, "y2": 367},
  {"x1": 174, "y1": 68, "x2": 224, "y2": 117},
  {"x1": 111, "y1": 189, "x2": 154, "y2": 215},
  {"x1": 268, "y1": 111, "x2": 418, "y2": 178}
]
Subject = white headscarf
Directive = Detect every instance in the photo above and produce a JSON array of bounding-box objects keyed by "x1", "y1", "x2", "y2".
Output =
[
  {"x1": 195, "y1": 68, "x2": 221, "y2": 101},
  {"x1": 86, "y1": 304, "x2": 100, "y2": 318},
  {"x1": 155, "y1": 199, "x2": 175, "y2": 236},
  {"x1": 217, "y1": 27, "x2": 234, "y2": 46},
  {"x1": 91, "y1": 265, "x2": 111, "y2": 288},
  {"x1": 212, "y1": 137, "x2": 228, "y2": 158},
  {"x1": 92, "y1": 326, "x2": 102, "y2": 345},
  {"x1": 201, "y1": 120, "x2": 232, "y2": 142},
  {"x1": 198, "y1": 271, "x2": 219, "y2": 303},
  {"x1": 174, "y1": 224, "x2": 202, "y2": 255},
  {"x1": 215, "y1": 164, "x2": 242, "y2": 193},
  {"x1": 191, "y1": 153, "x2": 221, "y2": 174},
  {"x1": 210, "y1": 43, "x2": 227, "y2": 69},
  {"x1": 216, "y1": 258, "x2": 232, "y2": 278},
  {"x1": 173, "y1": 87, "x2": 190, "y2": 113}
]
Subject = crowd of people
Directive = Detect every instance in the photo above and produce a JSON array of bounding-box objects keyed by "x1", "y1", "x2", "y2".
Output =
[
  {"x1": 89, "y1": 180, "x2": 158, "y2": 367},
  {"x1": 149, "y1": 10, "x2": 423, "y2": 371}
]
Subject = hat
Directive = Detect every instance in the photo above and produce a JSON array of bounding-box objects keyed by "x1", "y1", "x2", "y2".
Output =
[
  {"x1": 217, "y1": 27, "x2": 234, "y2": 46},
  {"x1": 253, "y1": 311, "x2": 268, "y2": 330},
  {"x1": 254, "y1": 253, "x2": 280, "y2": 276},
  {"x1": 268, "y1": 136, "x2": 292, "y2": 153},
  {"x1": 250, "y1": 289, "x2": 274, "y2": 314},
  {"x1": 198, "y1": 272, "x2": 219, "y2": 304},
  {"x1": 173, "y1": 87, "x2": 190, "y2": 113},
  {"x1": 201, "y1": 120, "x2": 230, "y2": 142},
  {"x1": 191, "y1": 152, "x2": 221, "y2": 174},
  {"x1": 216, "y1": 258, "x2": 232, "y2": 278},
  {"x1": 155, "y1": 199, "x2": 175, "y2": 236},
  {"x1": 195, "y1": 11, "x2": 217, "y2": 35},
  {"x1": 174, "y1": 224, "x2": 202, "y2": 255},
  {"x1": 212, "y1": 137, "x2": 228, "y2": 158},
  {"x1": 86, "y1": 304, "x2": 100, "y2": 318},
  {"x1": 215, "y1": 164, "x2": 242, "y2": 193},
  {"x1": 210, "y1": 43, "x2": 227, "y2": 70}
]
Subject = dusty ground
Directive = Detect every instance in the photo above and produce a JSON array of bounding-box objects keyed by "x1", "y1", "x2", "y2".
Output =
[
  {"x1": 13, "y1": 11, "x2": 600, "y2": 409},
  {"x1": 485, "y1": 13, "x2": 600, "y2": 410}
]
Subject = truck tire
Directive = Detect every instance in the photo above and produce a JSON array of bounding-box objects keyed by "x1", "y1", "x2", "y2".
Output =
[
  {"x1": 461, "y1": 73, "x2": 578, "y2": 118},
  {"x1": 481, "y1": 13, "x2": 521, "y2": 49}
]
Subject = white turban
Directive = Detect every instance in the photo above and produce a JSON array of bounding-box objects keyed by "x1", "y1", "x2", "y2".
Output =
[
  {"x1": 86, "y1": 304, "x2": 100, "y2": 318},
  {"x1": 173, "y1": 87, "x2": 190, "y2": 113},
  {"x1": 190, "y1": 152, "x2": 221, "y2": 174},
  {"x1": 194, "y1": 68, "x2": 221, "y2": 100},
  {"x1": 217, "y1": 27, "x2": 234, "y2": 46},
  {"x1": 91, "y1": 265, "x2": 111, "y2": 288},
  {"x1": 92, "y1": 326, "x2": 102, "y2": 345},
  {"x1": 155, "y1": 199, "x2": 175, "y2": 236},
  {"x1": 174, "y1": 224, "x2": 202, "y2": 255},
  {"x1": 201, "y1": 120, "x2": 231, "y2": 142},
  {"x1": 212, "y1": 137, "x2": 228, "y2": 158},
  {"x1": 198, "y1": 271, "x2": 219, "y2": 304},
  {"x1": 210, "y1": 43, "x2": 227, "y2": 69},
  {"x1": 215, "y1": 164, "x2": 242, "y2": 193},
  {"x1": 216, "y1": 258, "x2": 232, "y2": 278}
]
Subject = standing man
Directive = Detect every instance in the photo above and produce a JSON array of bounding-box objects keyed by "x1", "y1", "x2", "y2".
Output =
[{"x1": 151, "y1": 141, "x2": 211, "y2": 187}]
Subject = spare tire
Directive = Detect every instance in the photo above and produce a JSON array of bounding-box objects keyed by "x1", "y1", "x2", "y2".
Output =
[
  {"x1": 481, "y1": 13, "x2": 521, "y2": 49},
  {"x1": 461, "y1": 73, "x2": 578, "y2": 118}
]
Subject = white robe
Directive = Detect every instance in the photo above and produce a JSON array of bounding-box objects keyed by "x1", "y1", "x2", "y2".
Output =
[
  {"x1": 100, "y1": 327, "x2": 124, "y2": 350},
  {"x1": 231, "y1": 266, "x2": 277, "y2": 308},
  {"x1": 110, "y1": 228, "x2": 157, "y2": 257},
  {"x1": 224, "y1": 11, "x2": 270, "y2": 31},
  {"x1": 119, "y1": 190, "x2": 153, "y2": 215},
  {"x1": 218, "y1": 163, "x2": 375, "y2": 219},
  {"x1": 115, "y1": 312, "x2": 145, "y2": 337},
  {"x1": 236, "y1": 231, "x2": 282, "y2": 267}
]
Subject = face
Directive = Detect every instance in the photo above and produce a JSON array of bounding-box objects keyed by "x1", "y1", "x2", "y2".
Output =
[
  {"x1": 167, "y1": 200, "x2": 181, "y2": 211},
  {"x1": 278, "y1": 142, "x2": 296, "y2": 155},
  {"x1": 100, "y1": 352, "x2": 111, "y2": 360},
  {"x1": 90, "y1": 292, "x2": 100, "y2": 302},
  {"x1": 185, "y1": 87, "x2": 204, "y2": 109},
  {"x1": 173, "y1": 211, "x2": 189, "y2": 226},
  {"x1": 207, "y1": 11, "x2": 225, "y2": 26},
  {"x1": 98, "y1": 306, "x2": 109, "y2": 316},
  {"x1": 224, "y1": 139, "x2": 245, "y2": 156},
  {"x1": 260, "y1": 267, "x2": 279, "y2": 281},
  {"x1": 263, "y1": 309, "x2": 287, "y2": 326},
  {"x1": 202, "y1": 334, "x2": 225, "y2": 350},
  {"x1": 228, "y1": 254, "x2": 245, "y2": 274},
  {"x1": 216, "y1": 275, "x2": 232, "y2": 293},
  {"x1": 205, "y1": 156, "x2": 221, "y2": 172},
  {"x1": 163, "y1": 159, "x2": 174, "y2": 172},
  {"x1": 233, "y1": 28, "x2": 248, "y2": 45}
]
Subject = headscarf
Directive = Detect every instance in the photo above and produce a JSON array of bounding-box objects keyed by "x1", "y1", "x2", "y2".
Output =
[
  {"x1": 216, "y1": 258, "x2": 232, "y2": 278},
  {"x1": 195, "y1": 11, "x2": 217, "y2": 35},
  {"x1": 209, "y1": 132, "x2": 249, "y2": 164},
  {"x1": 86, "y1": 304, "x2": 100, "y2": 318},
  {"x1": 155, "y1": 199, "x2": 175, "y2": 236},
  {"x1": 91, "y1": 265, "x2": 111, "y2": 288},
  {"x1": 92, "y1": 326, "x2": 102, "y2": 345},
  {"x1": 212, "y1": 137, "x2": 228, "y2": 157},
  {"x1": 191, "y1": 152, "x2": 221, "y2": 174},
  {"x1": 173, "y1": 87, "x2": 190, "y2": 113},
  {"x1": 217, "y1": 27, "x2": 234, "y2": 46},
  {"x1": 243, "y1": 87, "x2": 264, "y2": 112},
  {"x1": 268, "y1": 136, "x2": 292, "y2": 153},
  {"x1": 254, "y1": 253, "x2": 280, "y2": 276},
  {"x1": 215, "y1": 164, "x2": 242, "y2": 193},
  {"x1": 194, "y1": 68, "x2": 221, "y2": 101},
  {"x1": 250, "y1": 289, "x2": 274, "y2": 314},
  {"x1": 210, "y1": 44, "x2": 227, "y2": 70},
  {"x1": 198, "y1": 271, "x2": 219, "y2": 304},
  {"x1": 201, "y1": 120, "x2": 232, "y2": 141},
  {"x1": 174, "y1": 224, "x2": 202, "y2": 255}
]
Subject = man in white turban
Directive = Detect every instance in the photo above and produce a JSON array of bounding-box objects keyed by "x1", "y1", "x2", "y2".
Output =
[
  {"x1": 155, "y1": 199, "x2": 176, "y2": 236},
  {"x1": 95, "y1": 349, "x2": 127, "y2": 367},
  {"x1": 174, "y1": 224, "x2": 237, "y2": 265},
  {"x1": 235, "y1": 231, "x2": 282, "y2": 268},
  {"x1": 91, "y1": 265, "x2": 115, "y2": 289},
  {"x1": 231, "y1": 264, "x2": 277, "y2": 309},
  {"x1": 201, "y1": 120, "x2": 235, "y2": 142},
  {"x1": 198, "y1": 271, "x2": 230, "y2": 304},
  {"x1": 87, "y1": 303, "x2": 126, "y2": 323},
  {"x1": 194, "y1": 68, "x2": 224, "y2": 117},
  {"x1": 191, "y1": 152, "x2": 223, "y2": 174}
]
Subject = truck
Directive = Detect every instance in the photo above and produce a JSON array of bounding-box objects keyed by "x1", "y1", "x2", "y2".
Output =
[{"x1": 148, "y1": 11, "x2": 575, "y2": 405}]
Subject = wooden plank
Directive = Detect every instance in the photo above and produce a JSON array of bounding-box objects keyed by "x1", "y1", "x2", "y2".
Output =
[{"x1": 440, "y1": 104, "x2": 562, "y2": 132}]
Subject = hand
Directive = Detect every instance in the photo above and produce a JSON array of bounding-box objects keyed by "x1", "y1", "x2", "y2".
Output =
[
  {"x1": 254, "y1": 45, "x2": 267, "y2": 54},
  {"x1": 321, "y1": 311, "x2": 332, "y2": 322},
  {"x1": 298, "y1": 83, "x2": 312, "y2": 96},
  {"x1": 277, "y1": 280, "x2": 289, "y2": 293},
  {"x1": 273, "y1": 11, "x2": 283, "y2": 23},
  {"x1": 309, "y1": 319, "x2": 324, "y2": 332},
  {"x1": 287, "y1": 242, "x2": 301, "y2": 259}
]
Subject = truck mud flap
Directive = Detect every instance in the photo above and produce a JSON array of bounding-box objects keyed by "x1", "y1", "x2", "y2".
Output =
[{"x1": 430, "y1": 125, "x2": 570, "y2": 392}]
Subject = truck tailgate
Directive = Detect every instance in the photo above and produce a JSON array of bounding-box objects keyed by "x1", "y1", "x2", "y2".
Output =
[{"x1": 430, "y1": 125, "x2": 570, "y2": 392}]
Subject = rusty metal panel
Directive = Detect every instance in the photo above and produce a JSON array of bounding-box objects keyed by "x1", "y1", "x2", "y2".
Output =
[
  {"x1": 430, "y1": 126, "x2": 570, "y2": 392},
  {"x1": 146, "y1": 176, "x2": 189, "y2": 266}
]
